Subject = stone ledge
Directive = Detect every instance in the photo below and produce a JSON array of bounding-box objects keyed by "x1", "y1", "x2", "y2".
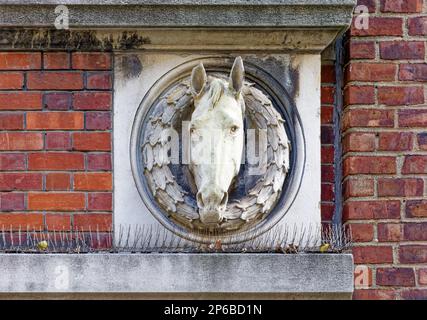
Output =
[
  {"x1": 0, "y1": 253, "x2": 354, "y2": 299},
  {"x1": 0, "y1": 0, "x2": 356, "y2": 28}
]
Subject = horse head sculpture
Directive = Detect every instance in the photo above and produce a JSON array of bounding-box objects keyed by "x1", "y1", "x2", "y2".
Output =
[{"x1": 189, "y1": 57, "x2": 245, "y2": 226}]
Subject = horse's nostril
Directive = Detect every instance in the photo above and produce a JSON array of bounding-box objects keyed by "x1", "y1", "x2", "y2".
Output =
[{"x1": 220, "y1": 192, "x2": 228, "y2": 207}]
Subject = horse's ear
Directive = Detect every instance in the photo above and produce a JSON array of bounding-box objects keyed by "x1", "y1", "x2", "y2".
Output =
[
  {"x1": 229, "y1": 56, "x2": 244, "y2": 95},
  {"x1": 191, "y1": 62, "x2": 207, "y2": 96}
]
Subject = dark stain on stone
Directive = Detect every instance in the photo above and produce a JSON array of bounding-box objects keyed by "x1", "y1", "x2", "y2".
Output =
[
  {"x1": 245, "y1": 55, "x2": 299, "y2": 99},
  {"x1": 0, "y1": 29, "x2": 17, "y2": 47},
  {"x1": 13, "y1": 29, "x2": 36, "y2": 49},
  {"x1": 69, "y1": 31, "x2": 104, "y2": 51},
  {"x1": 117, "y1": 31, "x2": 151, "y2": 50},
  {"x1": 0, "y1": 29, "x2": 150, "y2": 51},
  {"x1": 32, "y1": 30, "x2": 50, "y2": 49},
  {"x1": 120, "y1": 55, "x2": 143, "y2": 79},
  {"x1": 288, "y1": 56, "x2": 300, "y2": 101}
]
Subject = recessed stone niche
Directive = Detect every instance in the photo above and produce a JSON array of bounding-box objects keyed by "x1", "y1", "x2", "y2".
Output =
[{"x1": 115, "y1": 52, "x2": 320, "y2": 242}]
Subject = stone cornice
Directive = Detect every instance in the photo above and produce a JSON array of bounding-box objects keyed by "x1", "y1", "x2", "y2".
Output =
[{"x1": 0, "y1": 0, "x2": 356, "y2": 29}]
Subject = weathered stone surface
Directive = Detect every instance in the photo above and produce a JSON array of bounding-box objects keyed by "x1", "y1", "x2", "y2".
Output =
[
  {"x1": 0, "y1": 1, "x2": 356, "y2": 28},
  {"x1": 0, "y1": 253, "x2": 354, "y2": 299}
]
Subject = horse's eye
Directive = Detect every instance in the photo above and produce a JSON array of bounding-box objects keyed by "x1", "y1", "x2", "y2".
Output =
[
  {"x1": 190, "y1": 128, "x2": 195, "y2": 134},
  {"x1": 230, "y1": 126, "x2": 239, "y2": 133}
]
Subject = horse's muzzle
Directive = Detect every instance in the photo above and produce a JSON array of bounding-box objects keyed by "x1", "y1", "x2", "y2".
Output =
[{"x1": 197, "y1": 191, "x2": 228, "y2": 225}]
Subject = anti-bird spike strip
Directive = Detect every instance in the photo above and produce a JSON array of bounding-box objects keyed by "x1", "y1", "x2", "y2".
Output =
[{"x1": 0, "y1": 223, "x2": 351, "y2": 254}]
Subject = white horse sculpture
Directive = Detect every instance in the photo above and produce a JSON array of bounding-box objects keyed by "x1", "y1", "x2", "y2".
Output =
[{"x1": 189, "y1": 57, "x2": 245, "y2": 225}]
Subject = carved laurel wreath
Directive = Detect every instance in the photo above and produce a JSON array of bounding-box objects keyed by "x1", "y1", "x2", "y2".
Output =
[{"x1": 141, "y1": 77, "x2": 290, "y2": 233}]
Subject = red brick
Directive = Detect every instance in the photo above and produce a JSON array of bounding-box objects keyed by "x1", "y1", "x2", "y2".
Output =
[
  {"x1": 321, "y1": 106, "x2": 333, "y2": 124},
  {"x1": 348, "y1": 223, "x2": 374, "y2": 242},
  {"x1": 28, "y1": 153, "x2": 84, "y2": 170},
  {"x1": 0, "y1": 52, "x2": 41, "y2": 70},
  {"x1": 87, "y1": 72, "x2": 112, "y2": 89},
  {"x1": 418, "y1": 133, "x2": 427, "y2": 151},
  {"x1": 87, "y1": 153, "x2": 112, "y2": 171},
  {"x1": 0, "y1": 154, "x2": 25, "y2": 170},
  {"x1": 85, "y1": 112, "x2": 111, "y2": 130},
  {"x1": 0, "y1": 113, "x2": 23, "y2": 130},
  {"x1": 401, "y1": 289, "x2": 427, "y2": 300},
  {"x1": 343, "y1": 109, "x2": 394, "y2": 129},
  {"x1": 26, "y1": 112, "x2": 84, "y2": 130},
  {"x1": 28, "y1": 192, "x2": 85, "y2": 211},
  {"x1": 0, "y1": 193, "x2": 25, "y2": 211},
  {"x1": 353, "y1": 246, "x2": 393, "y2": 264},
  {"x1": 351, "y1": 17, "x2": 403, "y2": 37},
  {"x1": 27, "y1": 72, "x2": 83, "y2": 90},
  {"x1": 418, "y1": 269, "x2": 427, "y2": 285},
  {"x1": 72, "y1": 53, "x2": 111, "y2": 70},
  {"x1": 88, "y1": 193, "x2": 113, "y2": 211},
  {"x1": 321, "y1": 126, "x2": 334, "y2": 144},
  {"x1": 321, "y1": 86, "x2": 335, "y2": 104},
  {"x1": 348, "y1": 41, "x2": 376, "y2": 59},
  {"x1": 44, "y1": 92, "x2": 72, "y2": 110},
  {"x1": 399, "y1": 109, "x2": 427, "y2": 127},
  {"x1": 403, "y1": 223, "x2": 427, "y2": 241},
  {"x1": 380, "y1": 0, "x2": 423, "y2": 13},
  {"x1": 321, "y1": 65, "x2": 335, "y2": 83},
  {"x1": 408, "y1": 16, "x2": 427, "y2": 36},
  {"x1": 343, "y1": 200, "x2": 400, "y2": 220},
  {"x1": 321, "y1": 146, "x2": 334, "y2": 164},
  {"x1": 378, "y1": 223, "x2": 403, "y2": 242},
  {"x1": 0, "y1": 173, "x2": 42, "y2": 191},
  {"x1": 74, "y1": 173, "x2": 112, "y2": 191},
  {"x1": 321, "y1": 165, "x2": 334, "y2": 183},
  {"x1": 343, "y1": 156, "x2": 396, "y2": 175},
  {"x1": 321, "y1": 203, "x2": 334, "y2": 221},
  {"x1": 399, "y1": 64, "x2": 427, "y2": 81},
  {"x1": 73, "y1": 214, "x2": 112, "y2": 231},
  {"x1": 353, "y1": 289, "x2": 396, "y2": 300},
  {"x1": 0, "y1": 132, "x2": 43, "y2": 150},
  {"x1": 357, "y1": 0, "x2": 376, "y2": 12},
  {"x1": 0, "y1": 72, "x2": 23, "y2": 89},
  {"x1": 344, "y1": 178, "x2": 374, "y2": 198},
  {"x1": 378, "y1": 86, "x2": 424, "y2": 106},
  {"x1": 45, "y1": 173, "x2": 70, "y2": 191},
  {"x1": 377, "y1": 268, "x2": 415, "y2": 287},
  {"x1": 73, "y1": 132, "x2": 111, "y2": 151},
  {"x1": 0, "y1": 213, "x2": 43, "y2": 230},
  {"x1": 399, "y1": 246, "x2": 427, "y2": 263},
  {"x1": 321, "y1": 183, "x2": 334, "y2": 202},
  {"x1": 346, "y1": 63, "x2": 396, "y2": 82},
  {"x1": 344, "y1": 85, "x2": 375, "y2": 105},
  {"x1": 73, "y1": 92, "x2": 111, "y2": 110},
  {"x1": 378, "y1": 132, "x2": 413, "y2": 151},
  {"x1": 402, "y1": 155, "x2": 427, "y2": 174},
  {"x1": 378, "y1": 178, "x2": 423, "y2": 197},
  {"x1": 343, "y1": 132, "x2": 375, "y2": 152},
  {"x1": 46, "y1": 214, "x2": 71, "y2": 231},
  {"x1": 43, "y1": 52, "x2": 69, "y2": 69},
  {"x1": 45, "y1": 132, "x2": 71, "y2": 150},
  {"x1": 0, "y1": 92, "x2": 42, "y2": 110},
  {"x1": 406, "y1": 200, "x2": 427, "y2": 218},
  {"x1": 380, "y1": 41, "x2": 425, "y2": 60}
]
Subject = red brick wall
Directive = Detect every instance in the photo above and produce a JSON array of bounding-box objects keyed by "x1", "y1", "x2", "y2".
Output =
[
  {"x1": 0, "y1": 52, "x2": 113, "y2": 232},
  {"x1": 344, "y1": 0, "x2": 427, "y2": 300},
  {"x1": 321, "y1": 63, "x2": 337, "y2": 224}
]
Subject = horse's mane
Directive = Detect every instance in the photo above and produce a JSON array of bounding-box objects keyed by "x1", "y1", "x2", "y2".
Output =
[{"x1": 205, "y1": 78, "x2": 225, "y2": 110}]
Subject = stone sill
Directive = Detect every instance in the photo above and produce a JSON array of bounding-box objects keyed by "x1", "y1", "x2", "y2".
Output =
[
  {"x1": 0, "y1": 0, "x2": 356, "y2": 28},
  {"x1": 0, "y1": 253, "x2": 354, "y2": 299}
]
